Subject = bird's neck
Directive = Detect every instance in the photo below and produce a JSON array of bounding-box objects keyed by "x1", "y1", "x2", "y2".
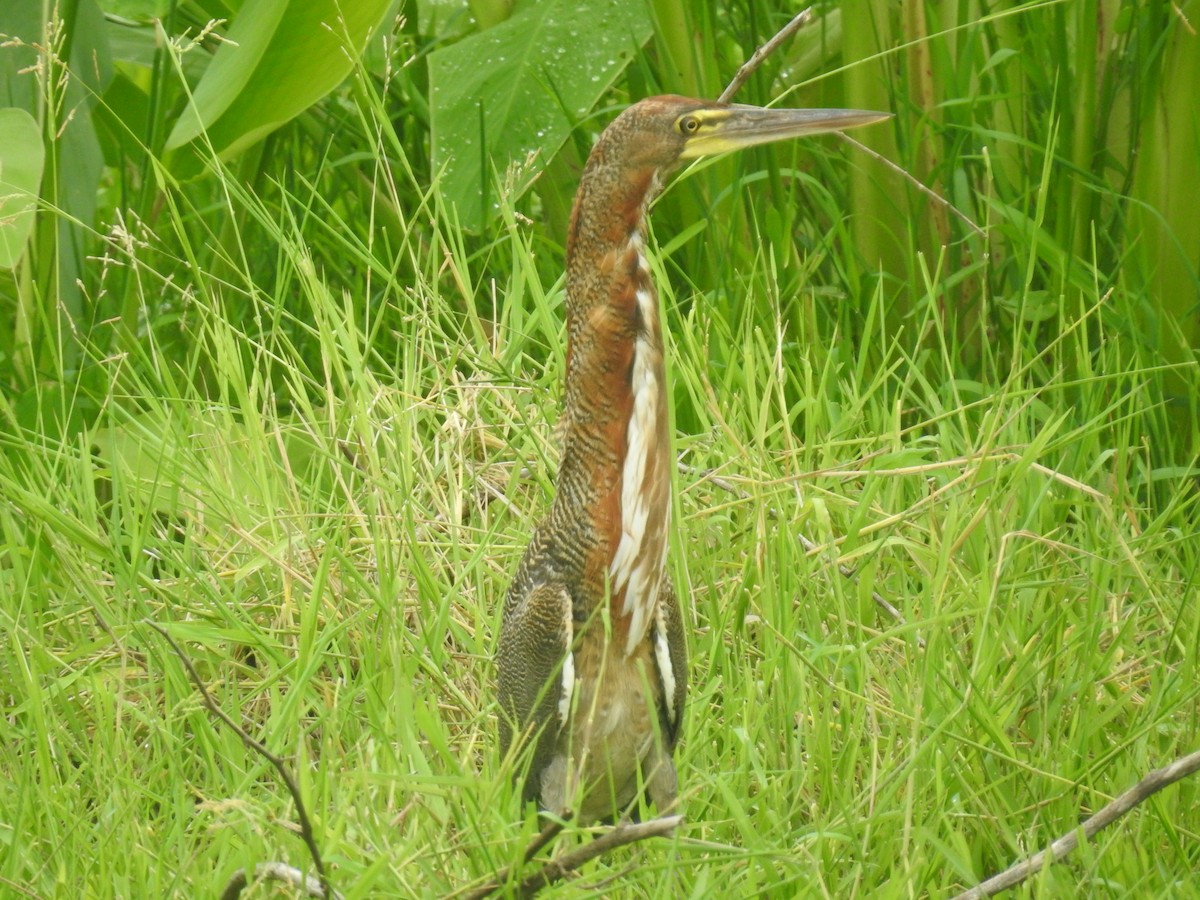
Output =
[{"x1": 555, "y1": 160, "x2": 672, "y2": 649}]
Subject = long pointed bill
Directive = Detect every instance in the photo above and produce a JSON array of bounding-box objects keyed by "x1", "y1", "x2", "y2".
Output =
[{"x1": 679, "y1": 106, "x2": 890, "y2": 159}]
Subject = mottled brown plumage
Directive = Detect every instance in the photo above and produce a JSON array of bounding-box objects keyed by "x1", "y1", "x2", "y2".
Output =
[{"x1": 497, "y1": 95, "x2": 888, "y2": 822}]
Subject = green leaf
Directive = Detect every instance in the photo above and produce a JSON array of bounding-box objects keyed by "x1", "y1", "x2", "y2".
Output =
[
  {"x1": 93, "y1": 70, "x2": 151, "y2": 167},
  {"x1": 102, "y1": 0, "x2": 170, "y2": 17},
  {"x1": 0, "y1": 108, "x2": 44, "y2": 270},
  {"x1": 164, "y1": 0, "x2": 392, "y2": 174},
  {"x1": 428, "y1": 0, "x2": 652, "y2": 231}
]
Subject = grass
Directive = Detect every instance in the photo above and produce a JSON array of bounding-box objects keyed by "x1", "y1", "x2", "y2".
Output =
[
  {"x1": 3, "y1": 7, "x2": 1200, "y2": 897},
  {"x1": 3, "y1": 157, "x2": 1199, "y2": 896}
]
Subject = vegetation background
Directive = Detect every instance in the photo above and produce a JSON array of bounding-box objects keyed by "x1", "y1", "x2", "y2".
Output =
[{"x1": 1, "y1": 0, "x2": 1198, "y2": 896}]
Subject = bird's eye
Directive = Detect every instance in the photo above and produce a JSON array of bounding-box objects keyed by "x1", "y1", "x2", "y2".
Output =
[{"x1": 678, "y1": 115, "x2": 701, "y2": 134}]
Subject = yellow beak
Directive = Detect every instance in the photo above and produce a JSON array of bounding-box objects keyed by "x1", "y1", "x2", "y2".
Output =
[{"x1": 679, "y1": 105, "x2": 890, "y2": 159}]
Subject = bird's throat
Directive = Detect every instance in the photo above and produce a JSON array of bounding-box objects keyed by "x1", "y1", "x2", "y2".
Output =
[
  {"x1": 560, "y1": 173, "x2": 672, "y2": 653},
  {"x1": 607, "y1": 233, "x2": 671, "y2": 654}
]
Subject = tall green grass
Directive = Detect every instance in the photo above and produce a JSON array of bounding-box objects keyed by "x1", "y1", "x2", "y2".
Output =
[{"x1": 1, "y1": 1, "x2": 1198, "y2": 896}]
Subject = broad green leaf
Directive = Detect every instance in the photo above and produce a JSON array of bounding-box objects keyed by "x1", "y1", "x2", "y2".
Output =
[
  {"x1": 0, "y1": 0, "x2": 110, "y2": 360},
  {"x1": 101, "y1": 0, "x2": 169, "y2": 17},
  {"x1": 0, "y1": 108, "x2": 45, "y2": 270},
  {"x1": 467, "y1": 0, "x2": 513, "y2": 30},
  {"x1": 0, "y1": 3, "x2": 38, "y2": 111},
  {"x1": 164, "y1": 0, "x2": 392, "y2": 172},
  {"x1": 416, "y1": 0, "x2": 474, "y2": 43},
  {"x1": 428, "y1": 0, "x2": 653, "y2": 230},
  {"x1": 93, "y1": 70, "x2": 152, "y2": 166}
]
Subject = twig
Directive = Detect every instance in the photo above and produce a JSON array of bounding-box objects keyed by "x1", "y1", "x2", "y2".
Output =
[
  {"x1": 459, "y1": 814, "x2": 572, "y2": 900},
  {"x1": 719, "y1": 8, "x2": 814, "y2": 103},
  {"x1": 678, "y1": 462, "x2": 918, "y2": 643},
  {"x1": 147, "y1": 622, "x2": 339, "y2": 900},
  {"x1": 716, "y1": 5, "x2": 987, "y2": 243},
  {"x1": 515, "y1": 816, "x2": 683, "y2": 897},
  {"x1": 951, "y1": 748, "x2": 1200, "y2": 898},
  {"x1": 521, "y1": 815, "x2": 571, "y2": 863},
  {"x1": 794, "y1": 530, "x2": 912, "y2": 631},
  {"x1": 219, "y1": 863, "x2": 333, "y2": 900},
  {"x1": 460, "y1": 815, "x2": 681, "y2": 899},
  {"x1": 835, "y1": 132, "x2": 986, "y2": 238}
]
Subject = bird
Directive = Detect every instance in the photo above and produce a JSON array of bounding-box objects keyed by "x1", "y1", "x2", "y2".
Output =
[{"x1": 497, "y1": 95, "x2": 889, "y2": 823}]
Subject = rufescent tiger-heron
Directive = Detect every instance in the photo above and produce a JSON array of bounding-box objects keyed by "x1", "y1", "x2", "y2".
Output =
[{"x1": 498, "y1": 95, "x2": 889, "y2": 823}]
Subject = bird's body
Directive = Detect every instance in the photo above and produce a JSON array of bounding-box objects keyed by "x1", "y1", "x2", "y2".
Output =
[{"x1": 498, "y1": 95, "x2": 887, "y2": 822}]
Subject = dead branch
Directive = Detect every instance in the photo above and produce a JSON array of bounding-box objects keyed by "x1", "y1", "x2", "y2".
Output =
[
  {"x1": 460, "y1": 815, "x2": 682, "y2": 899},
  {"x1": 720, "y1": 7, "x2": 986, "y2": 250},
  {"x1": 719, "y1": 8, "x2": 814, "y2": 103},
  {"x1": 219, "y1": 862, "x2": 333, "y2": 900},
  {"x1": 148, "y1": 622, "x2": 340, "y2": 900},
  {"x1": 517, "y1": 816, "x2": 683, "y2": 897},
  {"x1": 952, "y1": 748, "x2": 1200, "y2": 898},
  {"x1": 835, "y1": 132, "x2": 985, "y2": 238},
  {"x1": 520, "y1": 815, "x2": 571, "y2": 864},
  {"x1": 459, "y1": 814, "x2": 572, "y2": 900}
]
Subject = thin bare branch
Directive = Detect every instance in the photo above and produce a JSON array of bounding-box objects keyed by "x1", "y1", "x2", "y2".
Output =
[
  {"x1": 148, "y1": 622, "x2": 339, "y2": 900},
  {"x1": 515, "y1": 816, "x2": 683, "y2": 897},
  {"x1": 719, "y1": 7, "x2": 814, "y2": 103},
  {"x1": 952, "y1": 748, "x2": 1200, "y2": 898},
  {"x1": 834, "y1": 132, "x2": 986, "y2": 238},
  {"x1": 459, "y1": 814, "x2": 573, "y2": 900},
  {"x1": 793, "y1": 530, "x2": 912, "y2": 628},
  {"x1": 219, "y1": 863, "x2": 333, "y2": 900},
  {"x1": 522, "y1": 815, "x2": 572, "y2": 864}
]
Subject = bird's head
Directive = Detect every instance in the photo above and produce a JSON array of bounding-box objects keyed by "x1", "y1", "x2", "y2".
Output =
[{"x1": 594, "y1": 94, "x2": 890, "y2": 174}]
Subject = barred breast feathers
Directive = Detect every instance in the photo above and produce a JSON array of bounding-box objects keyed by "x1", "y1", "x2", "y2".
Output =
[{"x1": 609, "y1": 230, "x2": 671, "y2": 656}]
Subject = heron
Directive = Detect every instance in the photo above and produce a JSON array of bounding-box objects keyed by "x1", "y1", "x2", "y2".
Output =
[{"x1": 497, "y1": 95, "x2": 889, "y2": 823}]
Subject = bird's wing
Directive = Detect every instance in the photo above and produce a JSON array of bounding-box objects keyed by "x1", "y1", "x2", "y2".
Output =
[
  {"x1": 654, "y1": 577, "x2": 688, "y2": 747},
  {"x1": 497, "y1": 577, "x2": 574, "y2": 799}
]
